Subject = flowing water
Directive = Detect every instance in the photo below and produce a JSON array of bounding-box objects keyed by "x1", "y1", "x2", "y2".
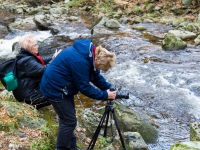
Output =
[{"x1": 1, "y1": 10, "x2": 200, "y2": 150}]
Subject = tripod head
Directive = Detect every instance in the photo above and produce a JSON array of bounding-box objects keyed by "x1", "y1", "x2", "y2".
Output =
[{"x1": 109, "y1": 86, "x2": 129, "y2": 99}]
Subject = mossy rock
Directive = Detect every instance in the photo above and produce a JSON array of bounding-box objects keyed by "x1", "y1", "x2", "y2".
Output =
[
  {"x1": 170, "y1": 142, "x2": 200, "y2": 150},
  {"x1": 1, "y1": 101, "x2": 46, "y2": 129},
  {"x1": 184, "y1": 23, "x2": 200, "y2": 34},
  {"x1": 162, "y1": 35, "x2": 187, "y2": 51},
  {"x1": 190, "y1": 122, "x2": 200, "y2": 141},
  {"x1": 113, "y1": 103, "x2": 158, "y2": 143},
  {"x1": 77, "y1": 102, "x2": 158, "y2": 143}
]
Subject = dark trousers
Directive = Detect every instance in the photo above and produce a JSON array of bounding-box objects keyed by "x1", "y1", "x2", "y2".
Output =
[{"x1": 49, "y1": 95, "x2": 77, "y2": 150}]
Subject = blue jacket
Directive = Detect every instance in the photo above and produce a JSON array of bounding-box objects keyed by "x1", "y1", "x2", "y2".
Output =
[{"x1": 40, "y1": 39, "x2": 111, "y2": 100}]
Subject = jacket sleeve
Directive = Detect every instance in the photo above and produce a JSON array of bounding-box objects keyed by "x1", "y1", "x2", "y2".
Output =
[
  {"x1": 70, "y1": 61, "x2": 108, "y2": 100},
  {"x1": 91, "y1": 69, "x2": 111, "y2": 90},
  {"x1": 42, "y1": 56, "x2": 52, "y2": 64},
  {"x1": 22, "y1": 57, "x2": 47, "y2": 78}
]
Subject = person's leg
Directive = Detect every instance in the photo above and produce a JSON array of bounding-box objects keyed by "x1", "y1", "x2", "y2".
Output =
[
  {"x1": 49, "y1": 95, "x2": 77, "y2": 150},
  {"x1": 24, "y1": 88, "x2": 51, "y2": 109},
  {"x1": 33, "y1": 96, "x2": 51, "y2": 109}
]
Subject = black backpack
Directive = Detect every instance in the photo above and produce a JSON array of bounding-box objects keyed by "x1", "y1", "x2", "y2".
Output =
[{"x1": 0, "y1": 58, "x2": 18, "y2": 91}]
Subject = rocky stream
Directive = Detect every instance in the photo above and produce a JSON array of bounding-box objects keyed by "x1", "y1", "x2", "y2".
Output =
[{"x1": 1, "y1": 1, "x2": 200, "y2": 150}]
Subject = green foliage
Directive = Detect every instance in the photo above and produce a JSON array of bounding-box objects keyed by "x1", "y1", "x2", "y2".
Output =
[
  {"x1": 132, "y1": 5, "x2": 143, "y2": 15},
  {"x1": 148, "y1": 12, "x2": 159, "y2": 18},
  {"x1": 0, "y1": 120, "x2": 18, "y2": 132},
  {"x1": 92, "y1": 0, "x2": 115, "y2": 16},
  {"x1": 30, "y1": 124, "x2": 55, "y2": 150},
  {"x1": 66, "y1": 0, "x2": 83, "y2": 7},
  {"x1": 96, "y1": 137, "x2": 110, "y2": 148},
  {"x1": 30, "y1": 137, "x2": 54, "y2": 150}
]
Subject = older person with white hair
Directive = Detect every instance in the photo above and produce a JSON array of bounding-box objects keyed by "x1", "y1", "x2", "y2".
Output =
[
  {"x1": 13, "y1": 33, "x2": 60, "y2": 109},
  {"x1": 40, "y1": 39, "x2": 116, "y2": 150}
]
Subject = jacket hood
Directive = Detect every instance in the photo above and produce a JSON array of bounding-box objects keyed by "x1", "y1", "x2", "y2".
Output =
[{"x1": 73, "y1": 39, "x2": 94, "y2": 60}]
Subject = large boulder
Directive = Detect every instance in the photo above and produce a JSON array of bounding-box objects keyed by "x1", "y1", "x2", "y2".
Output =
[
  {"x1": 1, "y1": 101, "x2": 46, "y2": 129},
  {"x1": 77, "y1": 102, "x2": 158, "y2": 144}
]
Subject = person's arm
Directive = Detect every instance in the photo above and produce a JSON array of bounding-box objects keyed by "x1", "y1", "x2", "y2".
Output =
[
  {"x1": 70, "y1": 62, "x2": 108, "y2": 100},
  {"x1": 42, "y1": 56, "x2": 52, "y2": 64},
  {"x1": 22, "y1": 57, "x2": 47, "y2": 77},
  {"x1": 42, "y1": 49, "x2": 62, "y2": 65},
  {"x1": 91, "y1": 69, "x2": 111, "y2": 90}
]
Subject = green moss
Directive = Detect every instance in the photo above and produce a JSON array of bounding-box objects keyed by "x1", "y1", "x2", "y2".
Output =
[
  {"x1": 170, "y1": 142, "x2": 198, "y2": 150},
  {"x1": 132, "y1": 5, "x2": 143, "y2": 15},
  {"x1": 93, "y1": 0, "x2": 115, "y2": 17},
  {"x1": 66, "y1": 0, "x2": 83, "y2": 8},
  {"x1": 0, "y1": 81, "x2": 4, "y2": 88}
]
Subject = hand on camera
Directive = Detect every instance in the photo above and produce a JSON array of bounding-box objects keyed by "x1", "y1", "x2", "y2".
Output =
[{"x1": 107, "y1": 89, "x2": 116, "y2": 100}]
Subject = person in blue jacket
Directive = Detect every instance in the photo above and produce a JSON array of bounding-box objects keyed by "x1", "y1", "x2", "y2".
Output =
[{"x1": 40, "y1": 39, "x2": 116, "y2": 150}]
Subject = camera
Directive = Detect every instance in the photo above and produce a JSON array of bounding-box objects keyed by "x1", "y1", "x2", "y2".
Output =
[{"x1": 110, "y1": 86, "x2": 129, "y2": 99}]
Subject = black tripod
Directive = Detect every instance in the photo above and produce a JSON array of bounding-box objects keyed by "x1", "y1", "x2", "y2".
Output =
[{"x1": 87, "y1": 100, "x2": 126, "y2": 150}]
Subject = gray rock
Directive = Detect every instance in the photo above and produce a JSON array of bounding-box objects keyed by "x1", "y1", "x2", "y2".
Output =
[
  {"x1": 124, "y1": 132, "x2": 148, "y2": 150},
  {"x1": 105, "y1": 19, "x2": 122, "y2": 28},
  {"x1": 194, "y1": 35, "x2": 200, "y2": 45},
  {"x1": 168, "y1": 30, "x2": 197, "y2": 40}
]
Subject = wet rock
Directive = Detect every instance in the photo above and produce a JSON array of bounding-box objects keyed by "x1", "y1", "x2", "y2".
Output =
[
  {"x1": 0, "y1": 25, "x2": 9, "y2": 39},
  {"x1": 38, "y1": 35, "x2": 74, "y2": 56},
  {"x1": 49, "y1": 7, "x2": 65, "y2": 15},
  {"x1": 124, "y1": 132, "x2": 148, "y2": 150},
  {"x1": 190, "y1": 122, "x2": 200, "y2": 141},
  {"x1": 105, "y1": 19, "x2": 122, "y2": 28},
  {"x1": 170, "y1": 141, "x2": 200, "y2": 150},
  {"x1": 8, "y1": 17, "x2": 38, "y2": 32},
  {"x1": 143, "y1": 19, "x2": 154, "y2": 23},
  {"x1": 77, "y1": 102, "x2": 158, "y2": 144},
  {"x1": 68, "y1": 16, "x2": 79, "y2": 21},
  {"x1": 162, "y1": 35, "x2": 187, "y2": 51},
  {"x1": 91, "y1": 17, "x2": 109, "y2": 29},
  {"x1": 34, "y1": 14, "x2": 51, "y2": 30},
  {"x1": 132, "y1": 25, "x2": 147, "y2": 31},
  {"x1": 167, "y1": 30, "x2": 197, "y2": 40},
  {"x1": 194, "y1": 35, "x2": 200, "y2": 45}
]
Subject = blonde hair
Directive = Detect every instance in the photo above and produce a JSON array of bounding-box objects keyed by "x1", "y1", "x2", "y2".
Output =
[
  {"x1": 95, "y1": 45, "x2": 116, "y2": 71},
  {"x1": 18, "y1": 34, "x2": 37, "y2": 51}
]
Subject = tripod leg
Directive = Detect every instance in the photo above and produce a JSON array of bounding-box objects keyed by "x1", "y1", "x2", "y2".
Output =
[
  {"x1": 87, "y1": 109, "x2": 110, "y2": 150},
  {"x1": 111, "y1": 109, "x2": 127, "y2": 150},
  {"x1": 103, "y1": 109, "x2": 110, "y2": 137}
]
